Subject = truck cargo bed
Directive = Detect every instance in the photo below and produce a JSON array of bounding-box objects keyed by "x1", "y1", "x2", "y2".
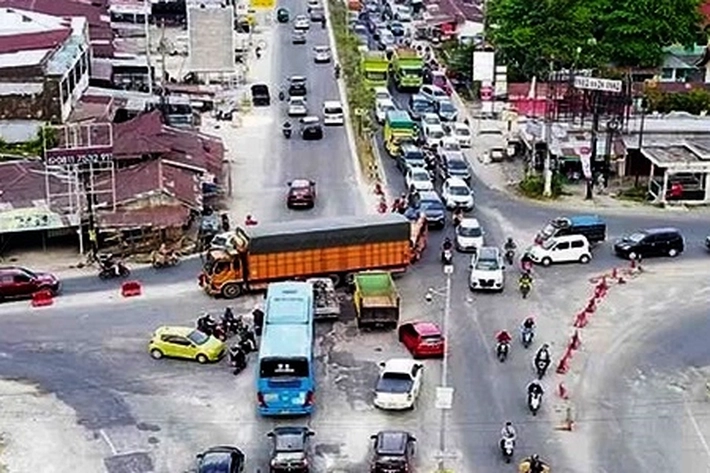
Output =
[
  {"x1": 307, "y1": 278, "x2": 340, "y2": 319},
  {"x1": 360, "y1": 295, "x2": 398, "y2": 307}
]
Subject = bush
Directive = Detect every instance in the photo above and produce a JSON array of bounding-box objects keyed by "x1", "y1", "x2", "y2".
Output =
[
  {"x1": 645, "y1": 86, "x2": 710, "y2": 115},
  {"x1": 518, "y1": 173, "x2": 565, "y2": 199}
]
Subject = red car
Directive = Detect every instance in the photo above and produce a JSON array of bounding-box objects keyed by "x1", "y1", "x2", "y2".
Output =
[
  {"x1": 0, "y1": 266, "x2": 61, "y2": 302},
  {"x1": 287, "y1": 179, "x2": 316, "y2": 209},
  {"x1": 398, "y1": 321, "x2": 444, "y2": 358}
]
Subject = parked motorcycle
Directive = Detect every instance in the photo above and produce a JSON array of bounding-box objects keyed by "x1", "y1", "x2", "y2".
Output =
[
  {"x1": 97, "y1": 254, "x2": 130, "y2": 280},
  {"x1": 496, "y1": 342, "x2": 509, "y2": 362},
  {"x1": 528, "y1": 391, "x2": 542, "y2": 416},
  {"x1": 500, "y1": 437, "x2": 515, "y2": 463}
]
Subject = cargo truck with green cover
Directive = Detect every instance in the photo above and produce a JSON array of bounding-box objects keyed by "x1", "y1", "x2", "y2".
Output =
[
  {"x1": 353, "y1": 271, "x2": 400, "y2": 329},
  {"x1": 360, "y1": 51, "x2": 389, "y2": 88},
  {"x1": 390, "y1": 48, "x2": 424, "y2": 90}
]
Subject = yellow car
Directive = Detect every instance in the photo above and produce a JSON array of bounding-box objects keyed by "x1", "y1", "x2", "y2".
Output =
[{"x1": 148, "y1": 326, "x2": 226, "y2": 363}]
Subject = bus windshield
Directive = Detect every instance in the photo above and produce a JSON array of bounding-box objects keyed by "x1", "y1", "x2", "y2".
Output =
[{"x1": 260, "y1": 358, "x2": 310, "y2": 378}]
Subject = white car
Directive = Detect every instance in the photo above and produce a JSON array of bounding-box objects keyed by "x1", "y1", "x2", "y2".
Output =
[
  {"x1": 379, "y1": 29, "x2": 396, "y2": 51},
  {"x1": 453, "y1": 122, "x2": 472, "y2": 147},
  {"x1": 420, "y1": 84, "x2": 448, "y2": 103},
  {"x1": 294, "y1": 15, "x2": 310, "y2": 30},
  {"x1": 421, "y1": 113, "x2": 441, "y2": 135},
  {"x1": 374, "y1": 358, "x2": 424, "y2": 410},
  {"x1": 405, "y1": 167, "x2": 434, "y2": 192},
  {"x1": 374, "y1": 86, "x2": 391, "y2": 102},
  {"x1": 375, "y1": 98, "x2": 397, "y2": 124},
  {"x1": 439, "y1": 137, "x2": 461, "y2": 155},
  {"x1": 322, "y1": 100, "x2": 344, "y2": 125},
  {"x1": 424, "y1": 124, "x2": 446, "y2": 147},
  {"x1": 441, "y1": 177, "x2": 474, "y2": 210},
  {"x1": 288, "y1": 97, "x2": 308, "y2": 116},
  {"x1": 469, "y1": 246, "x2": 505, "y2": 292},
  {"x1": 313, "y1": 45, "x2": 331, "y2": 63},
  {"x1": 527, "y1": 234, "x2": 592, "y2": 266},
  {"x1": 456, "y1": 217, "x2": 484, "y2": 252}
]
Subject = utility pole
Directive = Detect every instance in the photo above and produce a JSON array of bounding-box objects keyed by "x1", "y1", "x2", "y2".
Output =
[
  {"x1": 542, "y1": 61, "x2": 554, "y2": 197},
  {"x1": 144, "y1": 0, "x2": 154, "y2": 95},
  {"x1": 436, "y1": 262, "x2": 454, "y2": 472},
  {"x1": 587, "y1": 92, "x2": 599, "y2": 200}
]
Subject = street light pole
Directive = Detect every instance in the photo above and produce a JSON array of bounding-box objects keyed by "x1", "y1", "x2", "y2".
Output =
[
  {"x1": 437, "y1": 263, "x2": 453, "y2": 473},
  {"x1": 144, "y1": 0, "x2": 154, "y2": 95}
]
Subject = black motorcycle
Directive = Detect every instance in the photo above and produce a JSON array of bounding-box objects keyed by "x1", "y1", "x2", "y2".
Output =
[
  {"x1": 97, "y1": 254, "x2": 130, "y2": 280},
  {"x1": 496, "y1": 342, "x2": 509, "y2": 362},
  {"x1": 504, "y1": 248, "x2": 515, "y2": 266}
]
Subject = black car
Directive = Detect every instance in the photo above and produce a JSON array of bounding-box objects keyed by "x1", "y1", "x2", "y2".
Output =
[
  {"x1": 396, "y1": 143, "x2": 427, "y2": 173},
  {"x1": 414, "y1": 190, "x2": 446, "y2": 228},
  {"x1": 287, "y1": 179, "x2": 316, "y2": 208},
  {"x1": 614, "y1": 227, "x2": 685, "y2": 260},
  {"x1": 251, "y1": 83, "x2": 271, "y2": 106},
  {"x1": 309, "y1": 7, "x2": 324, "y2": 21},
  {"x1": 288, "y1": 76, "x2": 307, "y2": 96},
  {"x1": 301, "y1": 116, "x2": 323, "y2": 140},
  {"x1": 197, "y1": 446, "x2": 245, "y2": 473},
  {"x1": 267, "y1": 426, "x2": 314, "y2": 473},
  {"x1": 369, "y1": 431, "x2": 416, "y2": 473},
  {"x1": 408, "y1": 94, "x2": 436, "y2": 120}
]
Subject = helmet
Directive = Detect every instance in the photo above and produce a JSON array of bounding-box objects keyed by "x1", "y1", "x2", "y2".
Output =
[
  {"x1": 526, "y1": 316, "x2": 534, "y2": 323},
  {"x1": 531, "y1": 454, "x2": 540, "y2": 461},
  {"x1": 507, "y1": 237, "x2": 514, "y2": 242},
  {"x1": 542, "y1": 343, "x2": 549, "y2": 350},
  {"x1": 505, "y1": 421, "x2": 512, "y2": 427}
]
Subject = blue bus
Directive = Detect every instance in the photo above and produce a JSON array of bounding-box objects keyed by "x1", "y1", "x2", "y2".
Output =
[
  {"x1": 256, "y1": 323, "x2": 315, "y2": 416},
  {"x1": 264, "y1": 282, "x2": 314, "y2": 326}
]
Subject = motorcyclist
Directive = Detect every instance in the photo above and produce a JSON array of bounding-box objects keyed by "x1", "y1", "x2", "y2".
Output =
[
  {"x1": 527, "y1": 379, "x2": 544, "y2": 397},
  {"x1": 240, "y1": 326, "x2": 257, "y2": 353},
  {"x1": 320, "y1": 16, "x2": 326, "y2": 28},
  {"x1": 252, "y1": 306, "x2": 264, "y2": 336},
  {"x1": 442, "y1": 237, "x2": 453, "y2": 252},
  {"x1": 527, "y1": 454, "x2": 546, "y2": 473},
  {"x1": 255, "y1": 45, "x2": 263, "y2": 59},
  {"x1": 282, "y1": 120, "x2": 292, "y2": 136},
  {"x1": 222, "y1": 307, "x2": 236, "y2": 332},
  {"x1": 452, "y1": 207, "x2": 463, "y2": 226},
  {"x1": 244, "y1": 214, "x2": 258, "y2": 226},
  {"x1": 500, "y1": 421, "x2": 516, "y2": 447},
  {"x1": 334, "y1": 62, "x2": 341, "y2": 79},
  {"x1": 504, "y1": 237, "x2": 516, "y2": 251},
  {"x1": 534, "y1": 343, "x2": 551, "y2": 365},
  {"x1": 522, "y1": 316, "x2": 535, "y2": 332},
  {"x1": 521, "y1": 252, "x2": 533, "y2": 273},
  {"x1": 228, "y1": 344, "x2": 247, "y2": 374},
  {"x1": 197, "y1": 313, "x2": 217, "y2": 334},
  {"x1": 496, "y1": 330, "x2": 512, "y2": 357},
  {"x1": 519, "y1": 272, "x2": 533, "y2": 288}
]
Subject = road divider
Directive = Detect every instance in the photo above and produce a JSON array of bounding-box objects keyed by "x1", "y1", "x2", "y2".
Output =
[
  {"x1": 31, "y1": 290, "x2": 54, "y2": 308},
  {"x1": 121, "y1": 281, "x2": 142, "y2": 298}
]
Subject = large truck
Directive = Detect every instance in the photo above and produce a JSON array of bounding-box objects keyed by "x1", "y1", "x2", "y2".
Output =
[
  {"x1": 360, "y1": 51, "x2": 390, "y2": 88},
  {"x1": 353, "y1": 271, "x2": 400, "y2": 329},
  {"x1": 384, "y1": 110, "x2": 416, "y2": 156},
  {"x1": 199, "y1": 214, "x2": 413, "y2": 298},
  {"x1": 390, "y1": 48, "x2": 424, "y2": 90}
]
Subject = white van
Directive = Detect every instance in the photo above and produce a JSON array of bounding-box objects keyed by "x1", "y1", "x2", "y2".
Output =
[
  {"x1": 322, "y1": 100, "x2": 344, "y2": 125},
  {"x1": 527, "y1": 234, "x2": 592, "y2": 266}
]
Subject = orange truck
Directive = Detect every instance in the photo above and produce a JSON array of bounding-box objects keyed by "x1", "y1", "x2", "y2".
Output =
[{"x1": 199, "y1": 213, "x2": 418, "y2": 298}]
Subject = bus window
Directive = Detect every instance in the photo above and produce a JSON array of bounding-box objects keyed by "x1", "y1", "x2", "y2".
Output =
[{"x1": 260, "y1": 358, "x2": 309, "y2": 378}]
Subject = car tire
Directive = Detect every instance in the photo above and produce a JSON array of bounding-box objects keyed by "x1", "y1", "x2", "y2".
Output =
[
  {"x1": 196, "y1": 354, "x2": 209, "y2": 364},
  {"x1": 668, "y1": 248, "x2": 679, "y2": 257},
  {"x1": 579, "y1": 254, "x2": 591, "y2": 264},
  {"x1": 150, "y1": 348, "x2": 164, "y2": 360},
  {"x1": 541, "y1": 257, "x2": 552, "y2": 267},
  {"x1": 221, "y1": 283, "x2": 242, "y2": 299}
]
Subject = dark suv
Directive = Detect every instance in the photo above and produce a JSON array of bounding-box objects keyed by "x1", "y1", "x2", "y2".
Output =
[
  {"x1": 0, "y1": 266, "x2": 60, "y2": 301},
  {"x1": 614, "y1": 227, "x2": 685, "y2": 260},
  {"x1": 196, "y1": 446, "x2": 245, "y2": 473},
  {"x1": 369, "y1": 431, "x2": 416, "y2": 473},
  {"x1": 267, "y1": 426, "x2": 314, "y2": 473},
  {"x1": 288, "y1": 76, "x2": 307, "y2": 96}
]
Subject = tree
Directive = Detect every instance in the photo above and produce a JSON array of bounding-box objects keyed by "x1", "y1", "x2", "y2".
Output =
[
  {"x1": 485, "y1": 0, "x2": 597, "y2": 81},
  {"x1": 592, "y1": 0, "x2": 702, "y2": 68}
]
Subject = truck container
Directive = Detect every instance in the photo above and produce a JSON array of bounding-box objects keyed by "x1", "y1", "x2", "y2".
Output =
[
  {"x1": 353, "y1": 271, "x2": 400, "y2": 329},
  {"x1": 199, "y1": 214, "x2": 412, "y2": 298}
]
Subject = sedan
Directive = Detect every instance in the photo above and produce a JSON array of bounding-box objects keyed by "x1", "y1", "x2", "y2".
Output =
[
  {"x1": 436, "y1": 98, "x2": 458, "y2": 121},
  {"x1": 424, "y1": 124, "x2": 446, "y2": 148},
  {"x1": 452, "y1": 122, "x2": 471, "y2": 147},
  {"x1": 419, "y1": 84, "x2": 448, "y2": 103},
  {"x1": 149, "y1": 326, "x2": 226, "y2": 363},
  {"x1": 197, "y1": 446, "x2": 245, "y2": 473},
  {"x1": 288, "y1": 97, "x2": 308, "y2": 116},
  {"x1": 373, "y1": 358, "x2": 424, "y2": 410},
  {"x1": 455, "y1": 217, "x2": 484, "y2": 252},
  {"x1": 267, "y1": 427, "x2": 314, "y2": 473},
  {"x1": 398, "y1": 321, "x2": 444, "y2": 358},
  {"x1": 441, "y1": 177, "x2": 474, "y2": 210},
  {"x1": 288, "y1": 76, "x2": 307, "y2": 96},
  {"x1": 375, "y1": 98, "x2": 397, "y2": 123},
  {"x1": 292, "y1": 30, "x2": 307, "y2": 44},
  {"x1": 301, "y1": 116, "x2": 323, "y2": 140},
  {"x1": 309, "y1": 7, "x2": 324, "y2": 22},
  {"x1": 287, "y1": 179, "x2": 316, "y2": 209},
  {"x1": 405, "y1": 167, "x2": 434, "y2": 192},
  {"x1": 313, "y1": 45, "x2": 331, "y2": 63},
  {"x1": 0, "y1": 266, "x2": 60, "y2": 301},
  {"x1": 294, "y1": 14, "x2": 310, "y2": 30}
]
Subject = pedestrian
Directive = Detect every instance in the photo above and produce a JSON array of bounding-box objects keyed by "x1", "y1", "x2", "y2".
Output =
[
  {"x1": 221, "y1": 213, "x2": 230, "y2": 232},
  {"x1": 252, "y1": 306, "x2": 264, "y2": 336}
]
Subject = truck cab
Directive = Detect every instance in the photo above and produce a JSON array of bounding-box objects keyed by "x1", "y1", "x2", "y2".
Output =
[
  {"x1": 384, "y1": 110, "x2": 416, "y2": 156},
  {"x1": 390, "y1": 48, "x2": 424, "y2": 91},
  {"x1": 360, "y1": 51, "x2": 389, "y2": 88}
]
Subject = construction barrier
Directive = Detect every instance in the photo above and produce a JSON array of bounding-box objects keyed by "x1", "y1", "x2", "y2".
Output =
[
  {"x1": 569, "y1": 330, "x2": 581, "y2": 350},
  {"x1": 121, "y1": 280, "x2": 142, "y2": 297},
  {"x1": 556, "y1": 347, "x2": 572, "y2": 374},
  {"x1": 31, "y1": 290, "x2": 54, "y2": 307},
  {"x1": 573, "y1": 311, "x2": 588, "y2": 328}
]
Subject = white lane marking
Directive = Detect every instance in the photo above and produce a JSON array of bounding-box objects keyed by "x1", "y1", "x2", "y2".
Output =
[
  {"x1": 684, "y1": 398, "x2": 710, "y2": 463},
  {"x1": 99, "y1": 429, "x2": 118, "y2": 455}
]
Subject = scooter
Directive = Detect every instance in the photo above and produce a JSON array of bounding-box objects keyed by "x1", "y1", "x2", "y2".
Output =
[
  {"x1": 521, "y1": 328, "x2": 534, "y2": 349},
  {"x1": 283, "y1": 125, "x2": 292, "y2": 139},
  {"x1": 151, "y1": 251, "x2": 180, "y2": 269},
  {"x1": 519, "y1": 280, "x2": 531, "y2": 299},
  {"x1": 504, "y1": 248, "x2": 515, "y2": 266},
  {"x1": 97, "y1": 254, "x2": 130, "y2": 280},
  {"x1": 528, "y1": 391, "x2": 542, "y2": 416},
  {"x1": 535, "y1": 358, "x2": 550, "y2": 379},
  {"x1": 496, "y1": 342, "x2": 509, "y2": 362},
  {"x1": 500, "y1": 437, "x2": 515, "y2": 463},
  {"x1": 441, "y1": 248, "x2": 453, "y2": 265}
]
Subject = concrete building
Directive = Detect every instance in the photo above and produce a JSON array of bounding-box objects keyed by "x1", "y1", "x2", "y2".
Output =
[{"x1": 0, "y1": 7, "x2": 90, "y2": 123}]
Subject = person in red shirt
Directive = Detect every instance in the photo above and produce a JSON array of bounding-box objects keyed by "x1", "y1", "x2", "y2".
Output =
[
  {"x1": 244, "y1": 214, "x2": 258, "y2": 226},
  {"x1": 496, "y1": 330, "x2": 512, "y2": 345}
]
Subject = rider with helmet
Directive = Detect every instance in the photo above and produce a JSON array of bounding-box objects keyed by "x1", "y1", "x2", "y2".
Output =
[{"x1": 535, "y1": 343, "x2": 551, "y2": 365}]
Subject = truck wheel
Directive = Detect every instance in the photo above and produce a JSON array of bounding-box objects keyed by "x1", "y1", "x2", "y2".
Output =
[{"x1": 221, "y1": 283, "x2": 242, "y2": 299}]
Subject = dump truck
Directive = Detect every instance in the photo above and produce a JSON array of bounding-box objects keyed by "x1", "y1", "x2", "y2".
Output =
[
  {"x1": 384, "y1": 110, "x2": 417, "y2": 156},
  {"x1": 360, "y1": 51, "x2": 389, "y2": 88},
  {"x1": 353, "y1": 271, "x2": 400, "y2": 329},
  {"x1": 199, "y1": 214, "x2": 412, "y2": 298},
  {"x1": 390, "y1": 48, "x2": 424, "y2": 90}
]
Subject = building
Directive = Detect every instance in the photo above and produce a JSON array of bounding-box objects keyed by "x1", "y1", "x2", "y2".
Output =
[{"x1": 0, "y1": 7, "x2": 90, "y2": 123}]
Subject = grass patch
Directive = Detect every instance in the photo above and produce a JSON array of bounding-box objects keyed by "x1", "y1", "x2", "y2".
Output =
[
  {"x1": 518, "y1": 174, "x2": 565, "y2": 199},
  {"x1": 328, "y1": 0, "x2": 377, "y2": 179},
  {"x1": 615, "y1": 185, "x2": 648, "y2": 202}
]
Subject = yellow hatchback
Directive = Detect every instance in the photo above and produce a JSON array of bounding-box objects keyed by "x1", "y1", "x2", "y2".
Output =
[{"x1": 149, "y1": 326, "x2": 226, "y2": 364}]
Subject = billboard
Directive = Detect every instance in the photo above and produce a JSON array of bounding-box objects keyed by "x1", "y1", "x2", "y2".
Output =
[
  {"x1": 187, "y1": 2, "x2": 235, "y2": 72},
  {"x1": 472, "y1": 51, "x2": 495, "y2": 82},
  {"x1": 43, "y1": 123, "x2": 114, "y2": 166}
]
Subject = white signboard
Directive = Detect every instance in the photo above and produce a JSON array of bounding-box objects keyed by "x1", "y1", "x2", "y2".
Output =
[
  {"x1": 435, "y1": 386, "x2": 454, "y2": 410},
  {"x1": 579, "y1": 146, "x2": 592, "y2": 179},
  {"x1": 187, "y1": 3, "x2": 235, "y2": 73},
  {"x1": 494, "y1": 65, "x2": 507, "y2": 98},
  {"x1": 472, "y1": 51, "x2": 495, "y2": 82},
  {"x1": 574, "y1": 76, "x2": 623, "y2": 93}
]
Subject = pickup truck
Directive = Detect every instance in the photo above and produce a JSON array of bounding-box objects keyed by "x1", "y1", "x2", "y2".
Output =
[{"x1": 353, "y1": 271, "x2": 400, "y2": 330}]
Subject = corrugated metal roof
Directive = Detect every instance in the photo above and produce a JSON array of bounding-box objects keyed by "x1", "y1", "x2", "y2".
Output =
[
  {"x1": 45, "y1": 34, "x2": 86, "y2": 75},
  {"x1": 0, "y1": 82, "x2": 43, "y2": 95},
  {"x1": 0, "y1": 119, "x2": 42, "y2": 143},
  {"x1": 0, "y1": 7, "x2": 68, "y2": 34},
  {"x1": 0, "y1": 48, "x2": 52, "y2": 68}
]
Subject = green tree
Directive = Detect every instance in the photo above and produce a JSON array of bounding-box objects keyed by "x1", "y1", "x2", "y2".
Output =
[
  {"x1": 592, "y1": 0, "x2": 702, "y2": 68},
  {"x1": 485, "y1": 0, "x2": 597, "y2": 80}
]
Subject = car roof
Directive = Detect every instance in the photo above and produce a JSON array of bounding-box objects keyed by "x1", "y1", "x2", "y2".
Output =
[
  {"x1": 441, "y1": 137, "x2": 459, "y2": 144},
  {"x1": 199, "y1": 446, "x2": 245, "y2": 470},
  {"x1": 422, "y1": 112, "x2": 439, "y2": 119},
  {"x1": 566, "y1": 215, "x2": 603, "y2": 226},
  {"x1": 411, "y1": 93, "x2": 429, "y2": 101},
  {"x1": 401, "y1": 143, "x2": 421, "y2": 152},
  {"x1": 410, "y1": 321, "x2": 441, "y2": 335},
  {"x1": 273, "y1": 426, "x2": 310, "y2": 435},
  {"x1": 454, "y1": 122, "x2": 469, "y2": 130},
  {"x1": 383, "y1": 358, "x2": 417, "y2": 372},
  {"x1": 314, "y1": 45, "x2": 329, "y2": 50},
  {"x1": 551, "y1": 234, "x2": 589, "y2": 243},
  {"x1": 459, "y1": 217, "x2": 480, "y2": 228},
  {"x1": 374, "y1": 86, "x2": 390, "y2": 94},
  {"x1": 290, "y1": 75, "x2": 306, "y2": 81},
  {"x1": 444, "y1": 177, "x2": 468, "y2": 187},
  {"x1": 423, "y1": 84, "x2": 445, "y2": 93},
  {"x1": 443, "y1": 152, "x2": 466, "y2": 161},
  {"x1": 375, "y1": 431, "x2": 410, "y2": 454},
  {"x1": 290, "y1": 179, "x2": 312, "y2": 187},
  {"x1": 377, "y1": 97, "x2": 395, "y2": 106},
  {"x1": 154, "y1": 326, "x2": 192, "y2": 337},
  {"x1": 302, "y1": 116, "x2": 320, "y2": 123},
  {"x1": 477, "y1": 246, "x2": 499, "y2": 259},
  {"x1": 643, "y1": 227, "x2": 681, "y2": 235},
  {"x1": 410, "y1": 168, "x2": 429, "y2": 177},
  {"x1": 289, "y1": 96, "x2": 306, "y2": 101},
  {"x1": 323, "y1": 100, "x2": 341, "y2": 107}
]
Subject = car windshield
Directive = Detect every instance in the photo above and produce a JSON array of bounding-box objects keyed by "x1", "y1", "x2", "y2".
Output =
[
  {"x1": 422, "y1": 334, "x2": 443, "y2": 344},
  {"x1": 412, "y1": 99, "x2": 432, "y2": 112},
  {"x1": 290, "y1": 98, "x2": 306, "y2": 105},
  {"x1": 412, "y1": 171, "x2": 429, "y2": 181},
  {"x1": 442, "y1": 142, "x2": 460, "y2": 152},
  {"x1": 439, "y1": 101, "x2": 455, "y2": 113},
  {"x1": 376, "y1": 92, "x2": 390, "y2": 100},
  {"x1": 475, "y1": 258, "x2": 500, "y2": 271},
  {"x1": 429, "y1": 129, "x2": 444, "y2": 139},
  {"x1": 626, "y1": 232, "x2": 646, "y2": 243},
  {"x1": 423, "y1": 116, "x2": 439, "y2": 125},
  {"x1": 315, "y1": 46, "x2": 329, "y2": 53},
  {"x1": 290, "y1": 77, "x2": 306, "y2": 84},
  {"x1": 447, "y1": 159, "x2": 467, "y2": 170},
  {"x1": 275, "y1": 433, "x2": 304, "y2": 452},
  {"x1": 449, "y1": 185, "x2": 469, "y2": 196},
  {"x1": 458, "y1": 225, "x2": 481, "y2": 237},
  {"x1": 420, "y1": 199, "x2": 444, "y2": 212},
  {"x1": 188, "y1": 330, "x2": 209, "y2": 345},
  {"x1": 429, "y1": 88, "x2": 446, "y2": 98},
  {"x1": 456, "y1": 127, "x2": 471, "y2": 136}
]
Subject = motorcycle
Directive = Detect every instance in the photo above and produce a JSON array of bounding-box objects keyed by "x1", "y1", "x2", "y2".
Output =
[
  {"x1": 282, "y1": 124, "x2": 292, "y2": 139},
  {"x1": 496, "y1": 342, "x2": 509, "y2": 362},
  {"x1": 441, "y1": 248, "x2": 453, "y2": 265},
  {"x1": 198, "y1": 319, "x2": 227, "y2": 341},
  {"x1": 500, "y1": 437, "x2": 515, "y2": 463},
  {"x1": 521, "y1": 328, "x2": 534, "y2": 349},
  {"x1": 151, "y1": 250, "x2": 180, "y2": 269},
  {"x1": 97, "y1": 254, "x2": 130, "y2": 280},
  {"x1": 535, "y1": 358, "x2": 550, "y2": 379},
  {"x1": 504, "y1": 248, "x2": 515, "y2": 266},
  {"x1": 528, "y1": 391, "x2": 543, "y2": 416},
  {"x1": 278, "y1": 90, "x2": 285, "y2": 101},
  {"x1": 519, "y1": 280, "x2": 531, "y2": 299}
]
